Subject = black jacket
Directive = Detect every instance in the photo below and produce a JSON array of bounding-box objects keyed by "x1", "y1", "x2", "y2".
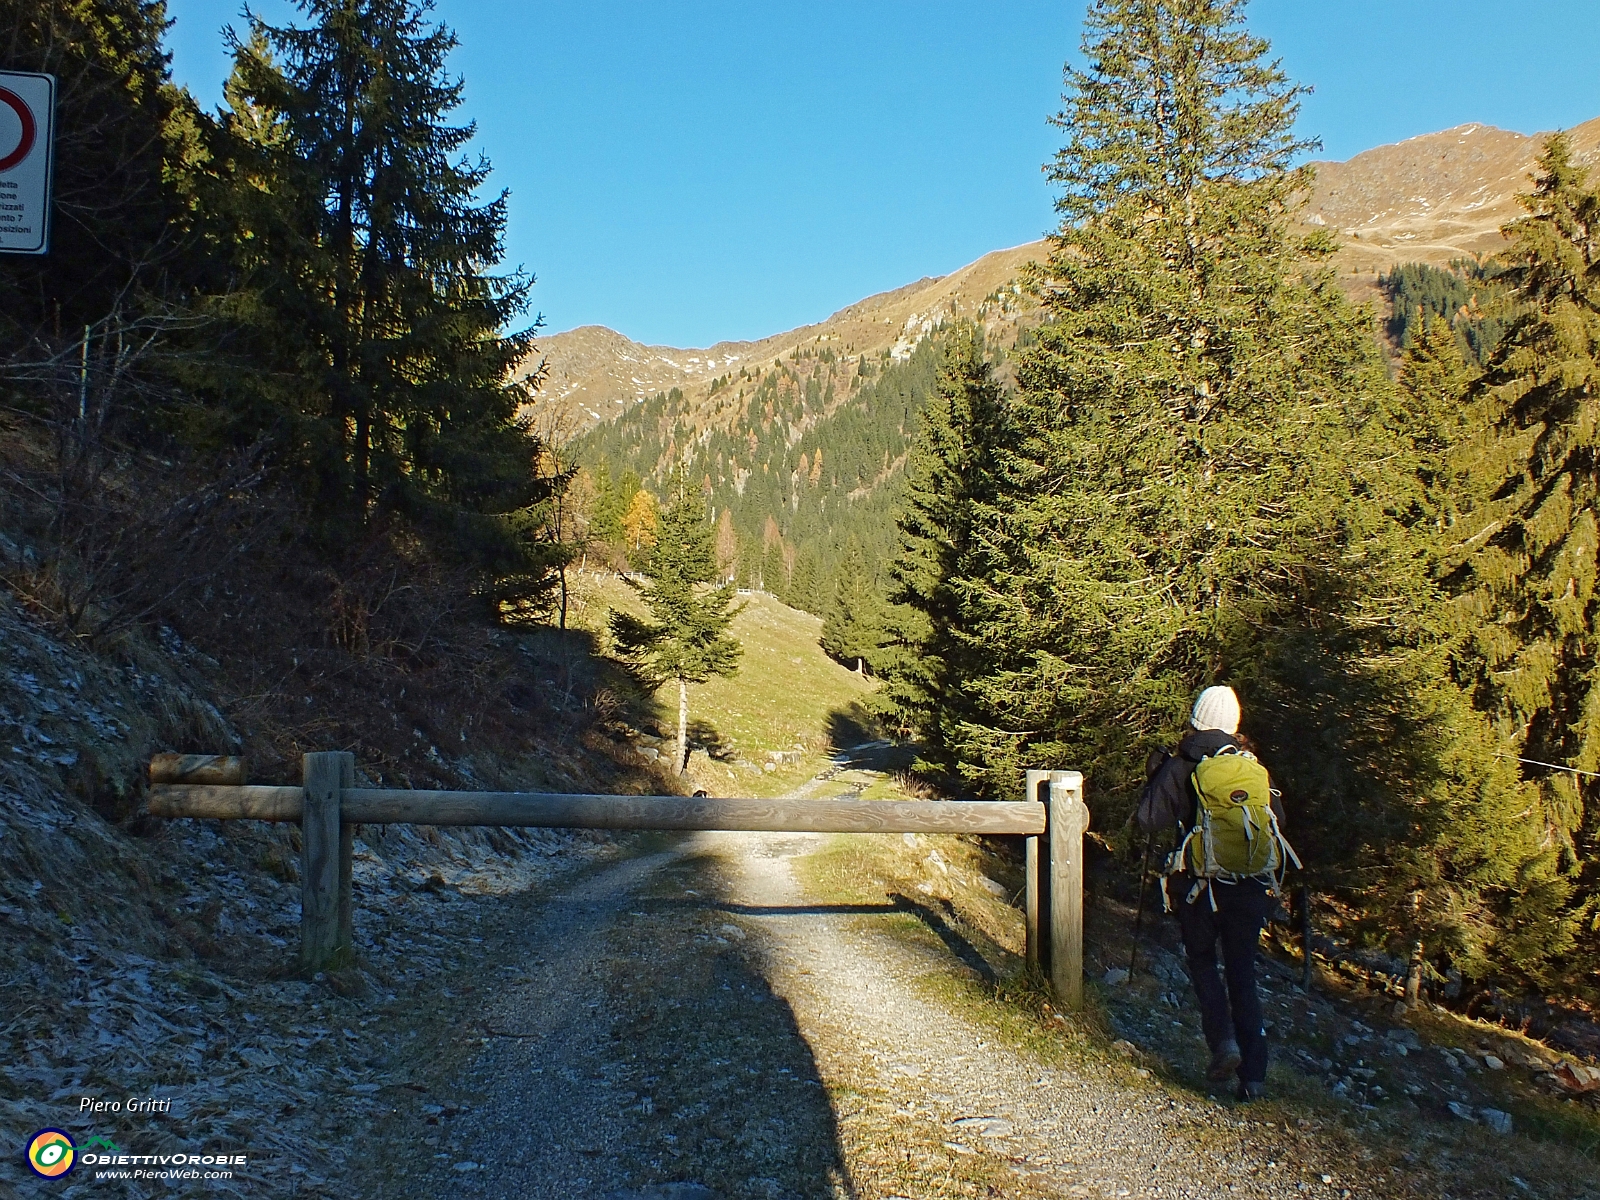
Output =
[{"x1": 1135, "y1": 729, "x2": 1286, "y2": 836}]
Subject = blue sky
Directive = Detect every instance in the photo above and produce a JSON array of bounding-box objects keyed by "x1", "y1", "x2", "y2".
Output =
[{"x1": 164, "y1": 1, "x2": 1600, "y2": 348}]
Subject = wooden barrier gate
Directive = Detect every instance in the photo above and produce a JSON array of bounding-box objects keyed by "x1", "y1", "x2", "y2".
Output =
[{"x1": 148, "y1": 754, "x2": 1091, "y2": 1008}]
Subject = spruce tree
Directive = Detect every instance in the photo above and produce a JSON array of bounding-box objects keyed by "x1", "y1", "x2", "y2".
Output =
[
  {"x1": 944, "y1": 0, "x2": 1352, "y2": 799},
  {"x1": 1321, "y1": 309, "x2": 1570, "y2": 983},
  {"x1": 1446, "y1": 136, "x2": 1600, "y2": 982},
  {"x1": 610, "y1": 475, "x2": 743, "y2": 774},
  {"x1": 790, "y1": 549, "x2": 823, "y2": 615},
  {"x1": 1385, "y1": 311, "x2": 1480, "y2": 537},
  {"x1": 821, "y1": 537, "x2": 885, "y2": 673},
  {"x1": 219, "y1": 0, "x2": 551, "y2": 581},
  {"x1": 760, "y1": 540, "x2": 787, "y2": 599},
  {"x1": 584, "y1": 463, "x2": 639, "y2": 563},
  {"x1": 878, "y1": 324, "x2": 1006, "y2": 747}
]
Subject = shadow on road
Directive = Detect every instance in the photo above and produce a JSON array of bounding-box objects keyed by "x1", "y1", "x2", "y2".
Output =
[
  {"x1": 643, "y1": 899, "x2": 903, "y2": 917},
  {"x1": 886, "y1": 892, "x2": 998, "y2": 985},
  {"x1": 356, "y1": 841, "x2": 857, "y2": 1199},
  {"x1": 606, "y1": 848, "x2": 854, "y2": 1199}
]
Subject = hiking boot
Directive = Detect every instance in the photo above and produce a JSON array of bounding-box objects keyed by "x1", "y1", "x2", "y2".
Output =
[
  {"x1": 1205, "y1": 1040, "x2": 1242, "y2": 1081},
  {"x1": 1236, "y1": 1080, "x2": 1267, "y2": 1102}
]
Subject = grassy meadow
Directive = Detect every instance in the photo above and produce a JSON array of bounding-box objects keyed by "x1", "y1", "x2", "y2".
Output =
[{"x1": 565, "y1": 571, "x2": 879, "y2": 796}]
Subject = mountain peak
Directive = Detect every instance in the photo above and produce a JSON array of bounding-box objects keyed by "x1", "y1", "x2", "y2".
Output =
[{"x1": 1303, "y1": 114, "x2": 1600, "y2": 279}]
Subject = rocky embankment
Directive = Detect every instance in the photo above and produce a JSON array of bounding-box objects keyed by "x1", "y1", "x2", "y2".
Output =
[{"x1": 0, "y1": 588, "x2": 635, "y2": 1197}]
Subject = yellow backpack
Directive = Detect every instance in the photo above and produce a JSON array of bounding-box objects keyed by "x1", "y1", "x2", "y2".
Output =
[{"x1": 1174, "y1": 747, "x2": 1300, "y2": 903}]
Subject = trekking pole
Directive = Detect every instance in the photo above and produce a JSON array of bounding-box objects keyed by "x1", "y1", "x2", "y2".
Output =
[
  {"x1": 1299, "y1": 885, "x2": 1314, "y2": 992},
  {"x1": 1127, "y1": 830, "x2": 1154, "y2": 979}
]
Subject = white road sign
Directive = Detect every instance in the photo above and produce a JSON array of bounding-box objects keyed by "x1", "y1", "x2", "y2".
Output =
[{"x1": 0, "y1": 71, "x2": 55, "y2": 255}]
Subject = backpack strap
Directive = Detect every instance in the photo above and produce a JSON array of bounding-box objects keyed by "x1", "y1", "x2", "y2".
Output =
[
  {"x1": 1183, "y1": 877, "x2": 1218, "y2": 910},
  {"x1": 1265, "y1": 808, "x2": 1302, "y2": 893}
]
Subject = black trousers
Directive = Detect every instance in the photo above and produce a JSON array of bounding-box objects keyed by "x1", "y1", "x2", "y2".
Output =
[{"x1": 1167, "y1": 875, "x2": 1273, "y2": 1084}]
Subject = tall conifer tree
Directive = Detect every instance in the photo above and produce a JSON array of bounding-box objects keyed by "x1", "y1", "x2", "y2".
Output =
[
  {"x1": 1343, "y1": 311, "x2": 1573, "y2": 983},
  {"x1": 879, "y1": 325, "x2": 1006, "y2": 747},
  {"x1": 220, "y1": 0, "x2": 548, "y2": 568},
  {"x1": 821, "y1": 537, "x2": 885, "y2": 674},
  {"x1": 945, "y1": 0, "x2": 1362, "y2": 798},
  {"x1": 1447, "y1": 136, "x2": 1600, "y2": 981},
  {"x1": 610, "y1": 474, "x2": 743, "y2": 774}
]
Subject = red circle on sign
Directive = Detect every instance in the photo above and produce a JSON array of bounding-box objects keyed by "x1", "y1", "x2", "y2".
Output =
[{"x1": 0, "y1": 87, "x2": 38, "y2": 172}]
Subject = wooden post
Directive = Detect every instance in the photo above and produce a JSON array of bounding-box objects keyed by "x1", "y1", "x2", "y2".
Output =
[
  {"x1": 1024, "y1": 836, "x2": 1041, "y2": 970},
  {"x1": 1023, "y1": 769, "x2": 1052, "y2": 974},
  {"x1": 337, "y1": 753, "x2": 356, "y2": 962},
  {"x1": 300, "y1": 752, "x2": 346, "y2": 972},
  {"x1": 1048, "y1": 770, "x2": 1088, "y2": 1009}
]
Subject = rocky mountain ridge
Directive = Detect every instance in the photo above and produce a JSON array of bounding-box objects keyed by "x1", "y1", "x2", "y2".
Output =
[
  {"x1": 521, "y1": 242, "x2": 1041, "y2": 438},
  {"x1": 524, "y1": 114, "x2": 1600, "y2": 440},
  {"x1": 1306, "y1": 114, "x2": 1600, "y2": 281}
]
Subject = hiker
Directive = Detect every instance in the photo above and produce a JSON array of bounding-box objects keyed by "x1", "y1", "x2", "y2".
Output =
[{"x1": 1137, "y1": 685, "x2": 1297, "y2": 1101}]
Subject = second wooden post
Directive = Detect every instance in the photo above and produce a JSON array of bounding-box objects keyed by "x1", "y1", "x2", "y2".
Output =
[
  {"x1": 1023, "y1": 769, "x2": 1052, "y2": 974},
  {"x1": 337, "y1": 753, "x2": 356, "y2": 959},
  {"x1": 1048, "y1": 770, "x2": 1089, "y2": 1009},
  {"x1": 300, "y1": 751, "x2": 354, "y2": 971}
]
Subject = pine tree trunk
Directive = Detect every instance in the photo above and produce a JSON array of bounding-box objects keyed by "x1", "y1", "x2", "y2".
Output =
[
  {"x1": 1405, "y1": 892, "x2": 1424, "y2": 1005},
  {"x1": 677, "y1": 679, "x2": 689, "y2": 775}
]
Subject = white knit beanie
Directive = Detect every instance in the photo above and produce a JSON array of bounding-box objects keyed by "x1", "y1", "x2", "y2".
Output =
[{"x1": 1190, "y1": 685, "x2": 1241, "y2": 734}]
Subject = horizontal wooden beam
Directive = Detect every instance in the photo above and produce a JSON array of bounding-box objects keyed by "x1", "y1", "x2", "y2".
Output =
[
  {"x1": 149, "y1": 784, "x2": 303, "y2": 820},
  {"x1": 147, "y1": 785, "x2": 1046, "y2": 835},
  {"x1": 344, "y1": 791, "x2": 1047, "y2": 834},
  {"x1": 149, "y1": 754, "x2": 247, "y2": 786}
]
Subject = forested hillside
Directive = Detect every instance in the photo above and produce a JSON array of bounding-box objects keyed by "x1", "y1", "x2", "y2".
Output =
[
  {"x1": 573, "y1": 332, "x2": 965, "y2": 617},
  {"x1": 1379, "y1": 260, "x2": 1513, "y2": 362},
  {"x1": 528, "y1": 244, "x2": 1042, "y2": 437},
  {"x1": 574, "y1": 254, "x2": 1521, "y2": 643}
]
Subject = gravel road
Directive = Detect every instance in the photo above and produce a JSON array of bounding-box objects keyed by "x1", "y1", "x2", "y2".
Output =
[{"x1": 358, "y1": 792, "x2": 1404, "y2": 1200}]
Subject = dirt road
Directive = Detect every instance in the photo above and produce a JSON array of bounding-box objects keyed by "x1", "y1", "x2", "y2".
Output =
[{"x1": 359, "y1": 754, "x2": 1391, "y2": 1200}]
